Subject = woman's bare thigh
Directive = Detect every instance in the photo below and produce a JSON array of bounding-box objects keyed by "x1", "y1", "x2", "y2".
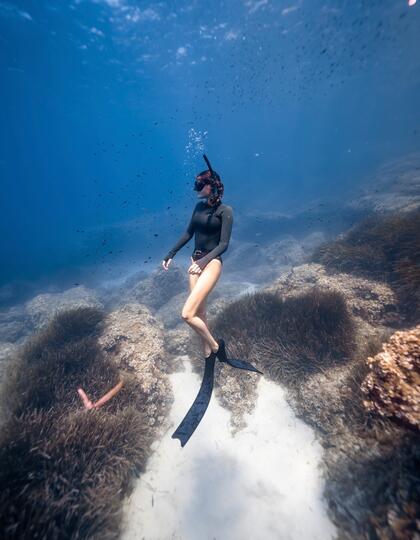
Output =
[
  {"x1": 188, "y1": 260, "x2": 200, "y2": 292},
  {"x1": 183, "y1": 258, "x2": 222, "y2": 317},
  {"x1": 188, "y1": 261, "x2": 207, "y2": 319}
]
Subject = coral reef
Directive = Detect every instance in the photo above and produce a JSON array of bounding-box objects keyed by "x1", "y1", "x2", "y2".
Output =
[{"x1": 361, "y1": 325, "x2": 420, "y2": 432}]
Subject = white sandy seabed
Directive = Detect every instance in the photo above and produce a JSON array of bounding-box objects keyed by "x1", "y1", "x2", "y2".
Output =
[{"x1": 120, "y1": 356, "x2": 338, "y2": 540}]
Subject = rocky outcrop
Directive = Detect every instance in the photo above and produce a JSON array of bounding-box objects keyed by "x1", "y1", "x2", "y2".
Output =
[
  {"x1": 98, "y1": 302, "x2": 165, "y2": 372},
  {"x1": 0, "y1": 342, "x2": 19, "y2": 392},
  {"x1": 0, "y1": 305, "x2": 32, "y2": 342},
  {"x1": 120, "y1": 266, "x2": 187, "y2": 311},
  {"x1": 0, "y1": 287, "x2": 105, "y2": 386},
  {"x1": 154, "y1": 291, "x2": 189, "y2": 329},
  {"x1": 25, "y1": 285, "x2": 103, "y2": 331},
  {"x1": 226, "y1": 233, "x2": 326, "y2": 283},
  {"x1": 97, "y1": 303, "x2": 173, "y2": 428},
  {"x1": 263, "y1": 262, "x2": 401, "y2": 326},
  {"x1": 361, "y1": 325, "x2": 420, "y2": 431},
  {"x1": 348, "y1": 151, "x2": 420, "y2": 213}
]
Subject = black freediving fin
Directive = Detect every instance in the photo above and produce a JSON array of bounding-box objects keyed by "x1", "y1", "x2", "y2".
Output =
[
  {"x1": 216, "y1": 338, "x2": 263, "y2": 375},
  {"x1": 171, "y1": 353, "x2": 216, "y2": 447},
  {"x1": 224, "y1": 357, "x2": 264, "y2": 375}
]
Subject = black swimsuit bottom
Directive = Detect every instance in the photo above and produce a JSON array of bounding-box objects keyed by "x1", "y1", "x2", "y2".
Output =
[{"x1": 192, "y1": 249, "x2": 223, "y2": 264}]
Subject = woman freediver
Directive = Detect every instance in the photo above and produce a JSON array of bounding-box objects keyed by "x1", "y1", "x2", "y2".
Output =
[
  {"x1": 162, "y1": 154, "x2": 231, "y2": 362},
  {"x1": 162, "y1": 154, "x2": 262, "y2": 447}
]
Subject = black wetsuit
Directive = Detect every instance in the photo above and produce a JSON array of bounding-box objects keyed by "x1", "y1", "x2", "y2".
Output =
[{"x1": 164, "y1": 201, "x2": 233, "y2": 269}]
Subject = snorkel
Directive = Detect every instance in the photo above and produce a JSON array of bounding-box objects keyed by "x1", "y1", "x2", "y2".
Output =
[
  {"x1": 194, "y1": 155, "x2": 214, "y2": 191},
  {"x1": 194, "y1": 154, "x2": 224, "y2": 206},
  {"x1": 203, "y1": 154, "x2": 214, "y2": 175}
]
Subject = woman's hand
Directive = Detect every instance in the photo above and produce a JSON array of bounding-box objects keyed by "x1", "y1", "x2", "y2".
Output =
[
  {"x1": 188, "y1": 256, "x2": 202, "y2": 275},
  {"x1": 162, "y1": 258, "x2": 172, "y2": 271}
]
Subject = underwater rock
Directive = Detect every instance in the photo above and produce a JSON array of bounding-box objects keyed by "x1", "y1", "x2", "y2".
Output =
[
  {"x1": 96, "y1": 302, "x2": 174, "y2": 428},
  {"x1": 268, "y1": 236, "x2": 309, "y2": 265},
  {"x1": 97, "y1": 302, "x2": 164, "y2": 368},
  {"x1": 0, "y1": 304, "x2": 32, "y2": 342},
  {"x1": 0, "y1": 341, "x2": 19, "y2": 362},
  {"x1": 121, "y1": 265, "x2": 188, "y2": 311},
  {"x1": 227, "y1": 235, "x2": 314, "y2": 283},
  {"x1": 155, "y1": 291, "x2": 192, "y2": 329},
  {"x1": 301, "y1": 230, "x2": 328, "y2": 250},
  {"x1": 361, "y1": 325, "x2": 420, "y2": 431},
  {"x1": 264, "y1": 262, "x2": 401, "y2": 326},
  {"x1": 25, "y1": 285, "x2": 103, "y2": 330},
  {"x1": 155, "y1": 288, "x2": 232, "y2": 330},
  {"x1": 0, "y1": 341, "x2": 19, "y2": 390},
  {"x1": 348, "y1": 151, "x2": 420, "y2": 213},
  {"x1": 119, "y1": 269, "x2": 149, "y2": 289},
  {"x1": 310, "y1": 207, "x2": 420, "y2": 324},
  {"x1": 95, "y1": 270, "x2": 150, "y2": 310},
  {"x1": 163, "y1": 326, "x2": 192, "y2": 357}
]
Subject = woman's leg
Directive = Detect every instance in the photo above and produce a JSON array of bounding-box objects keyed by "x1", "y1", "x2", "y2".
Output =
[
  {"x1": 188, "y1": 263, "x2": 211, "y2": 356},
  {"x1": 198, "y1": 309, "x2": 211, "y2": 356},
  {"x1": 182, "y1": 258, "x2": 222, "y2": 355}
]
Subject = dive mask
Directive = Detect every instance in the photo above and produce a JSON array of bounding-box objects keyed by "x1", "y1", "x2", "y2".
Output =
[{"x1": 193, "y1": 170, "x2": 213, "y2": 191}]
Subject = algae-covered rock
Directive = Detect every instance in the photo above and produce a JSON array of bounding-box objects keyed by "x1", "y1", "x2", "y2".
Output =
[
  {"x1": 361, "y1": 325, "x2": 420, "y2": 431},
  {"x1": 25, "y1": 285, "x2": 103, "y2": 330}
]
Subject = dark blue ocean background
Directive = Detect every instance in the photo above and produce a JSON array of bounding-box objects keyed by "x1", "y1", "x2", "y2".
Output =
[{"x1": 0, "y1": 0, "x2": 419, "y2": 303}]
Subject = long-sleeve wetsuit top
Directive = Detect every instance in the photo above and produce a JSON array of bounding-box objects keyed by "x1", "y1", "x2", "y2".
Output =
[{"x1": 164, "y1": 201, "x2": 233, "y2": 269}]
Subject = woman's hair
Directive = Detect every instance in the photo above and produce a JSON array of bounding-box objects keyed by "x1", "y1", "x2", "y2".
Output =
[{"x1": 196, "y1": 169, "x2": 224, "y2": 207}]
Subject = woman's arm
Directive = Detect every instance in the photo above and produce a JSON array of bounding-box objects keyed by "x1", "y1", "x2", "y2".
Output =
[
  {"x1": 163, "y1": 205, "x2": 197, "y2": 261},
  {"x1": 195, "y1": 205, "x2": 233, "y2": 269}
]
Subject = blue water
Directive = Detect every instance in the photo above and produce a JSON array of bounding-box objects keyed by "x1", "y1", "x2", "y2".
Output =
[{"x1": 1, "y1": 0, "x2": 419, "y2": 302}]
